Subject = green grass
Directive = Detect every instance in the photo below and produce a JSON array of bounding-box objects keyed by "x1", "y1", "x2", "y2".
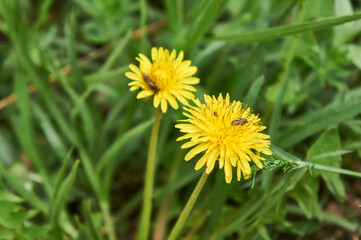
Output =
[{"x1": 1, "y1": 0, "x2": 361, "y2": 239}]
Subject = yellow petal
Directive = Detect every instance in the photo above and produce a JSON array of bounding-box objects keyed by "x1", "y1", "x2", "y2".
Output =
[
  {"x1": 176, "y1": 133, "x2": 193, "y2": 141},
  {"x1": 239, "y1": 159, "x2": 251, "y2": 175},
  {"x1": 130, "y1": 86, "x2": 140, "y2": 91},
  {"x1": 180, "y1": 77, "x2": 200, "y2": 84},
  {"x1": 173, "y1": 92, "x2": 189, "y2": 105},
  {"x1": 153, "y1": 94, "x2": 160, "y2": 108},
  {"x1": 125, "y1": 72, "x2": 142, "y2": 81},
  {"x1": 129, "y1": 64, "x2": 142, "y2": 75},
  {"x1": 206, "y1": 148, "x2": 218, "y2": 174},
  {"x1": 160, "y1": 96, "x2": 168, "y2": 113},
  {"x1": 152, "y1": 47, "x2": 158, "y2": 61},
  {"x1": 237, "y1": 162, "x2": 241, "y2": 181},
  {"x1": 185, "y1": 143, "x2": 210, "y2": 161},
  {"x1": 179, "y1": 66, "x2": 197, "y2": 78},
  {"x1": 169, "y1": 50, "x2": 176, "y2": 61},
  {"x1": 164, "y1": 92, "x2": 179, "y2": 109},
  {"x1": 224, "y1": 159, "x2": 232, "y2": 183},
  {"x1": 137, "y1": 90, "x2": 153, "y2": 99},
  {"x1": 252, "y1": 156, "x2": 263, "y2": 169},
  {"x1": 181, "y1": 85, "x2": 197, "y2": 92},
  {"x1": 176, "y1": 50, "x2": 184, "y2": 62},
  {"x1": 138, "y1": 54, "x2": 152, "y2": 72},
  {"x1": 195, "y1": 152, "x2": 210, "y2": 170},
  {"x1": 179, "y1": 90, "x2": 195, "y2": 100},
  {"x1": 128, "y1": 80, "x2": 142, "y2": 86},
  {"x1": 181, "y1": 141, "x2": 198, "y2": 149}
]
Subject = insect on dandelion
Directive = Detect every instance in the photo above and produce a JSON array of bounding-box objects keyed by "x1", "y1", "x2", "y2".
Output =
[
  {"x1": 175, "y1": 93, "x2": 272, "y2": 183},
  {"x1": 125, "y1": 47, "x2": 199, "y2": 113}
]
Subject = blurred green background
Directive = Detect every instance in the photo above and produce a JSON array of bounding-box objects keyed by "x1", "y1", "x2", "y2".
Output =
[{"x1": 1, "y1": 0, "x2": 361, "y2": 239}]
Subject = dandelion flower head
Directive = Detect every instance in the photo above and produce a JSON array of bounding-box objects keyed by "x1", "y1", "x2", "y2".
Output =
[
  {"x1": 125, "y1": 47, "x2": 199, "y2": 113},
  {"x1": 175, "y1": 94, "x2": 272, "y2": 183}
]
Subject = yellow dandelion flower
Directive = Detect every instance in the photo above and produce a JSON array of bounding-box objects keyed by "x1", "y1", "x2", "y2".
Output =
[
  {"x1": 175, "y1": 93, "x2": 272, "y2": 183},
  {"x1": 125, "y1": 47, "x2": 199, "y2": 113}
]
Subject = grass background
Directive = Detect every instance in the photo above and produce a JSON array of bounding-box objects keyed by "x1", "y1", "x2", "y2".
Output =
[{"x1": 1, "y1": 0, "x2": 361, "y2": 239}]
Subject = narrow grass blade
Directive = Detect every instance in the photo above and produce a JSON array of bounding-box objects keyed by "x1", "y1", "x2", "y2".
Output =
[
  {"x1": 279, "y1": 98, "x2": 361, "y2": 148},
  {"x1": 100, "y1": 30, "x2": 132, "y2": 72},
  {"x1": 65, "y1": 22, "x2": 86, "y2": 88},
  {"x1": 13, "y1": 72, "x2": 52, "y2": 195},
  {"x1": 50, "y1": 160, "x2": 80, "y2": 226},
  {"x1": 185, "y1": 0, "x2": 222, "y2": 47},
  {"x1": 164, "y1": 0, "x2": 183, "y2": 32},
  {"x1": 209, "y1": 12, "x2": 361, "y2": 43},
  {"x1": 244, "y1": 75, "x2": 264, "y2": 108},
  {"x1": 81, "y1": 201, "x2": 102, "y2": 240},
  {"x1": 0, "y1": 163, "x2": 47, "y2": 214},
  {"x1": 307, "y1": 150, "x2": 351, "y2": 161},
  {"x1": 33, "y1": 104, "x2": 68, "y2": 160},
  {"x1": 96, "y1": 117, "x2": 154, "y2": 173}
]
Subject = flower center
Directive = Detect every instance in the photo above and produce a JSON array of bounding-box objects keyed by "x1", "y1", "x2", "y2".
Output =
[{"x1": 150, "y1": 68, "x2": 173, "y2": 90}]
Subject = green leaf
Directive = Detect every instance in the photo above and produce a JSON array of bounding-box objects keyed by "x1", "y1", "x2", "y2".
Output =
[
  {"x1": 0, "y1": 164, "x2": 47, "y2": 214},
  {"x1": 347, "y1": 44, "x2": 361, "y2": 69},
  {"x1": 278, "y1": 98, "x2": 361, "y2": 148},
  {"x1": 244, "y1": 75, "x2": 264, "y2": 108},
  {"x1": 164, "y1": 0, "x2": 183, "y2": 33},
  {"x1": 13, "y1": 72, "x2": 52, "y2": 195},
  {"x1": 288, "y1": 176, "x2": 321, "y2": 219},
  {"x1": 50, "y1": 160, "x2": 80, "y2": 226},
  {"x1": 333, "y1": 0, "x2": 361, "y2": 45},
  {"x1": 96, "y1": 117, "x2": 154, "y2": 173},
  {"x1": 209, "y1": 12, "x2": 361, "y2": 43},
  {"x1": 32, "y1": 104, "x2": 68, "y2": 160},
  {"x1": 306, "y1": 129, "x2": 345, "y2": 199},
  {"x1": 0, "y1": 201, "x2": 38, "y2": 234},
  {"x1": 100, "y1": 30, "x2": 132, "y2": 72},
  {"x1": 81, "y1": 201, "x2": 102, "y2": 240},
  {"x1": 185, "y1": 0, "x2": 222, "y2": 47},
  {"x1": 0, "y1": 192, "x2": 23, "y2": 203}
]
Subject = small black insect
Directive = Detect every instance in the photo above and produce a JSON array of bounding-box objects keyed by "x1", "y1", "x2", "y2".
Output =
[
  {"x1": 143, "y1": 73, "x2": 159, "y2": 92},
  {"x1": 231, "y1": 118, "x2": 248, "y2": 126}
]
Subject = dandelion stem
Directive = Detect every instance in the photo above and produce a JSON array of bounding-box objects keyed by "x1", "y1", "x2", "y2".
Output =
[
  {"x1": 137, "y1": 108, "x2": 163, "y2": 240},
  {"x1": 167, "y1": 171, "x2": 209, "y2": 240}
]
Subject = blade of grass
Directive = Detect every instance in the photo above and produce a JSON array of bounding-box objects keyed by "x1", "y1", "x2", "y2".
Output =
[
  {"x1": 81, "y1": 201, "x2": 102, "y2": 240},
  {"x1": 268, "y1": 37, "x2": 297, "y2": 142},
  {"x1": 100, "y1": 30, "x2": 132, "y2": 72},
  {"x1": 244, "y1": 75, "x2": 264, "y2": 108},
  {"x1": 140, "y1": 0, "x2": 148, "y2": 52},
  {"x1": 0, "y1": 163, "x2": 47, "y2": 214},
  {"x1": 306, "y1": 150, "x2": 351, "y2": 161},
  {"x1": 278, "y1": 98, "x2": 361, "y2": 148},
  {"x1": 13, "y1": 72, "x2": 52, "y2": 195},
  {"x1": 84, "y1": 66, "x2": 128, "y2": 84},
  {"x1": 50, "y1": 160, "x2": 80, "y2": 230},
  {"x1": 164, "y1": 0, "x2": 183, "y2": 32},
  {"x1": 96, "y1": 117, "x2": 154, "y2": 173},
  {"x1": 32, "y1": 104, "x2": 68, "y2": 160},
  {"x1": 184, "y1": 0, "x2": 222, "y2": 48},
  {"x1": 52, "y1": 147, "x2": 74, "y2": 197},
  {"x1": 65, "y1": 23, "x2": 86, "y2": 88},
  {"x1": 209, "y1": 12, "x2": 361, "y2": 43}
]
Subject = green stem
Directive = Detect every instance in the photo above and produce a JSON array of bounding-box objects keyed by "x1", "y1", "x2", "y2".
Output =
[
  {"x1": 168, "y1": 171, "x2": 209, "y2": 240},
  {"x1": 137, "y1": 108, "x2": 163, "y2": 240},
  {"x1": 100, "y1": 201, "x2": 116, "y2": 240},
  {"x1": 299, "y1": 161, "x2": 361, "y2": 178}
]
